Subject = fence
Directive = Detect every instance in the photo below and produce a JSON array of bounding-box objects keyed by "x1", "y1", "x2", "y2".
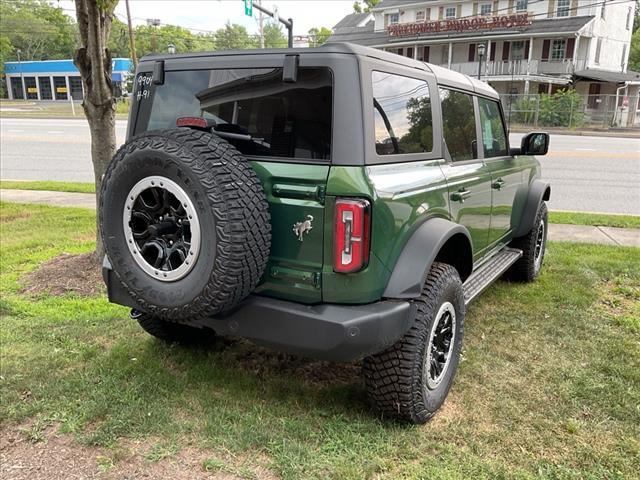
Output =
[{"x1": 499, "y1": 93, "x2": 640, "y2": 129}]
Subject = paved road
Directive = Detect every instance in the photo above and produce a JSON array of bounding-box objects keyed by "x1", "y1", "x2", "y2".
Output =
[{"x1": 1, "y1": 118, "x2": 639, "y2": 214}]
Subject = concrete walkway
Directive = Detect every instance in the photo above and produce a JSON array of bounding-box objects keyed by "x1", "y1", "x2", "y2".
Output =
[{"x1": 2, "y1": 188, "x2": 639, "y2": 247}]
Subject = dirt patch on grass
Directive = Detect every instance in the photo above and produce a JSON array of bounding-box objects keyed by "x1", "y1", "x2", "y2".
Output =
[
  {"x1": 0, "y1": 209, "x2": 32, "y2": 223},
  {"x1": 0, "y1": 424, "x2": 275, "y2": 480},
  {"x1": 232, "y1": 345, "x2": 362, "y2": 387},
  {"x1": 20, "y1": 252, "x2": 104, "y2": 297}
]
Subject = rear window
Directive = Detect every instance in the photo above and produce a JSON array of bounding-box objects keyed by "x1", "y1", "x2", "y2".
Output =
[{"x1": 137, "y1": 67, "x2": 333, "y2": 160}]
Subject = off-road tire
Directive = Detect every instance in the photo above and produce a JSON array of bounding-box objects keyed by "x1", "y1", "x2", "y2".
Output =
[
  {"x1": 100, "y1": 128, "x2": 271, "y2": 321},
  {"x1": 505, "y1": 202, "x2": 548, "y2": 282},
  {"x1": 136, "y1": 312, "x2": 217, "y2": 345},
  {"x1": 363, "y1": 262, "x2": 465, "y2": 424}
]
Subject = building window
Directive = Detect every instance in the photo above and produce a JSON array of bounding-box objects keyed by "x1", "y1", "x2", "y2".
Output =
[
  {"x1": 416, "y1": 10, "x2": 425, "y2": 21},
  {"x1": 445, "y1": 7, "x2": 456, "y2": 19},
  {"x1": 622, "y1": 44, "x2": 627, "y2": 69},
  {"x1": 480, "y1": 3, "x2": 492, "y2": 16},
  {"x1": 516, "y1": 0, "x2": 528, "y2": 12},
  {"x1": 626, "y1": 7, "x2": 632, "y2": 30},
  {"x1": 557, "y1": 0, "x2": 570, "y2": 17},
  {"x1": 600, "y1": 0, "x2": 606, "y2": 19},
  {"x1": 372, "y1": 71, "x2": 433, "y2": 155},
  {"x1": 551, "y1": 39, "x2": 566, "y2": 60},
  {"x1": 511, "y1": 41, "x2": 526, "y2": 60},
  {"x1": 389, "y1": 13, "x2": 399, "y2": 24},
  {"x1": 595, "y1": 38, "x2": 602, "y2": 64}
]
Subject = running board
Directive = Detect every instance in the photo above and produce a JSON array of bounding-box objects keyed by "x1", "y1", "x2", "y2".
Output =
[{"x1": 463, "y1": 247, "x2": 522, "y2": 305}]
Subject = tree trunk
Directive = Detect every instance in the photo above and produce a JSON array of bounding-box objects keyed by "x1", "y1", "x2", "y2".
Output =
[{"x1": 73, "y1": 0, "x2": 117, "y2": 260}]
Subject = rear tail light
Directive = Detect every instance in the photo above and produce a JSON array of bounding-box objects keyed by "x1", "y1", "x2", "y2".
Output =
[{"x1": 334, "y1": 198, "x2": 371, "y2": 273}]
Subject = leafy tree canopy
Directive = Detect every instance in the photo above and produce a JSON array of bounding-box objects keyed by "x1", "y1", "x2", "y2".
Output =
[
  {"x1": 353, "y1": 0, "x2": 380, "y2": 13},
  {"x1": 308, "y1": 27, "x2": 332, "y2": 47}
]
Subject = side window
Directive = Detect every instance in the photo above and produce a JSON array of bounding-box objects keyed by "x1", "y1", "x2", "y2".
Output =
[
  {"x1": 478, "y1": 97, "x2": 508, "y2": 158},
  {"x1": 372, "y1": 71, "x2": 433, "y2": 156},
  {"x1": 439, "y1": 88, "x2": 477, "y2": 162}
]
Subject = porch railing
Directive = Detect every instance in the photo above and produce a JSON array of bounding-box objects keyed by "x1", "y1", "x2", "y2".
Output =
[{"x1": 447, "y1": 58, "x2": 587, "y2": 77}]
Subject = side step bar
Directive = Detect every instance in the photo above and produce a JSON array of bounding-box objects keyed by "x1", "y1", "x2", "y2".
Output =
[{"x1": 462, "y1": 247, "x2": 522, "y2": 305}]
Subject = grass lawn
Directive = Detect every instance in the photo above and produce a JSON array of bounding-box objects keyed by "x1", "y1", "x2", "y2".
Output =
[
  {"x1": 0, "y1": 180, "x2": 96, "y2": 194},
  {"x1": 548, "y1": 211, "x2": 640, "y2": 229},
  {"x1": 1, "y1": 201, "x2": 639, "y2": 479},
  {"x1": 0, "y1": 98, "x2": 130, "y2": 119}
]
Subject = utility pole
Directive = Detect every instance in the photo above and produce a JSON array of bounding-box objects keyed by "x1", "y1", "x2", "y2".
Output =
[
  {"x1": 250, "y1": 2, "x2": 293, "y2": 48},
  {"x1": 125, "y1": 0, "x2": 138, "y2": 66},
  {"x1": 147, "y1": 18, "x2": 161, "y2": 53}
]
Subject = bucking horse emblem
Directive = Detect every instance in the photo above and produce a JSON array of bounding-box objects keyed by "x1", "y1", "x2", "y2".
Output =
[{"x1": 293, "y1": 215, "x2": 314, "y2": 242}]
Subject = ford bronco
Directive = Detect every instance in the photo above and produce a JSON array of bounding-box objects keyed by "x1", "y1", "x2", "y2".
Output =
[{"x1": 101, "y1": 43, "x2": 550, "y2": 424}]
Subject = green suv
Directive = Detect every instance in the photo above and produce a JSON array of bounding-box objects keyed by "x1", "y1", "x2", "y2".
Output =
[{"x1": 101, "y1": 43, "x2": 550, "y2": 423}]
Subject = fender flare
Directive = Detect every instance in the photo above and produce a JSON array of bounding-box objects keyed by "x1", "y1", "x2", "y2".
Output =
[
  {"x1": 512, "y1": 179, "x2": 551, "y2": 238},
  {"x1": 383, "y1": 217, "x2": 473, "y2": 299}
]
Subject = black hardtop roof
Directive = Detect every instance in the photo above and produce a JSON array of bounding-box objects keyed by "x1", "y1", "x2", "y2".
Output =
[{"x1": 139, "y1": 42, "x2": 498, "y2": 99}]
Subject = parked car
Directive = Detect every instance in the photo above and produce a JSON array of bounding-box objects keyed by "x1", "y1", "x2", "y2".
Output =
[{"x1": 101, "y1": 43, "x2": 550, "y2": 423}]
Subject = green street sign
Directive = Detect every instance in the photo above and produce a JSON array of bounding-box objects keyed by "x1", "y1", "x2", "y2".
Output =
[{"x1": 244, "y1": 0, "x2": 252, "y2": 16}]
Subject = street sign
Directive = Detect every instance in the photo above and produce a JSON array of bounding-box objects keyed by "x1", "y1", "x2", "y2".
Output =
[{"x1": 244, "y1": 0, "x2": 252, "y2": 16}]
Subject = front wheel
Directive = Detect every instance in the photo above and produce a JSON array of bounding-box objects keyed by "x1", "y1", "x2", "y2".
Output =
[
  {"x1": 505, "y1": 202, "x2": 548, "y2": 282},
  {"x1": 363, "y1": 262, "x2": 465, "y2": 424}
]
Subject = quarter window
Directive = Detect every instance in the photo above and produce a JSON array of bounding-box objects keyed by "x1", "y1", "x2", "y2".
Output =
[
  {"x1": 445, "y1": 7, "x2": 456, "y2": 19},
  {"x1": 551, "y1": 39, "x2": 566, "y2": 60},
  {"x1": 480, "y1": 3, "x2": 493, "y2": 16},
  {"x1": 440, "y1": 89, "x2": 478, "y2": 162},
  {"x1": 372, "y1": 71, "x2": 433, "y2": 155},
  {"x1": 557, "y1": 0, "x2": 570, "y2": 17},
  {"x1": 478, "y1": 98, "x2": 508, "y2": 158}
]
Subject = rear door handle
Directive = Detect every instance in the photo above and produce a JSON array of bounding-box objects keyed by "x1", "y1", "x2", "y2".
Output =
[
  {"x1": 492, "y1": 178, "x2": 506, "y2": 190},
  {"x1": 451, "y1": 188, "x2": 472, "y2": 203}
]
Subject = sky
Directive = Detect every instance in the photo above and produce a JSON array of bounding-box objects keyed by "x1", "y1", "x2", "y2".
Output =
[{"x1": 55, "y1": 0, "x2": 356, "y2": 36}]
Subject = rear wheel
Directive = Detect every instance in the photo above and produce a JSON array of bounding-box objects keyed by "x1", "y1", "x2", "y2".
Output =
[
  {"x1": 505, "y1": 202, "x2": 548, "y2": 282},
  {"x1": 363, "y1": 262, "x2": 465, "y2": 424}
]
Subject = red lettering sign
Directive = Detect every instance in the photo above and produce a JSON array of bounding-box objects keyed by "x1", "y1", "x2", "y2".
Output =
[{"x1": 388, "y1": 13, "x2": 531, "y2": 37}]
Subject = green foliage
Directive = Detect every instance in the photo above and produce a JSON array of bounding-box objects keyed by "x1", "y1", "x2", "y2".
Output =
[
  {"x1": 353, "y1": 0, "x2": 380, "y2": 13},
  {"x1": 134, "y1": 24, "x2": 215, "y2": 57},
  {"x1": 214, "y1": 22, "x2": 256, "y2": 51},
  {"x1": 538, "y1": 88, "x2": 585, "y2": 127},
  {"x1": 263, "y1": 22, "x2": 286, "y2": 48},
  {"x1": 512, "y1": 95, "x2": 538, "y2": 125},
  {"x1": 308, "y1": 27, "x2": 332, "y2": 47},
  {"x1": 629, "y1": 28, "x2": 640, "y2": 72},
  {"x1": 0, "y1": 0, "x2": 77, "y2": 61},
  {"x1": 403, "y1": 96, "x2": 434, "y2": 152}
]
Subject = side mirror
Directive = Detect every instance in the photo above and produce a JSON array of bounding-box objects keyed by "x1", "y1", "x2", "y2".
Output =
[{"x1": 520, "y1": 132, "x2": 549, "y2": 156}]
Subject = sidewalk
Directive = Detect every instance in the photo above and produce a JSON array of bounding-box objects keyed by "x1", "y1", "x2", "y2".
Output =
[{"x1": 2, "y1": 189, "x2": 639, "y2": 247}]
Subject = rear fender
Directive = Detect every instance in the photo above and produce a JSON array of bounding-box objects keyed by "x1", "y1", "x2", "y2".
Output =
[
  {"x1": 383, "y1": 218, "x2": 473, "y2": 299},
  {"x1": 512, "y1": 179, "x2": 550, "y2": 238}
]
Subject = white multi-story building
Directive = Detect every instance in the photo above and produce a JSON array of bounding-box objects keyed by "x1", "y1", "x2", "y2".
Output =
[{"x1": 330, "y1": 0, "x2": 639, "y2": 106}]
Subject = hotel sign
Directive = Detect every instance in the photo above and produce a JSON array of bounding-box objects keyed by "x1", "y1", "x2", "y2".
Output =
[{"x1": 388, "y1": 13, "x2": 531, "y2": 37}]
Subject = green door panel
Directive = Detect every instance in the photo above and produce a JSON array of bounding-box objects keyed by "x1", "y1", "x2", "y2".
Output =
[
  {"x1": 250, "y1": 161, "x2": 329, "y2": 304},
  {"x1": 323, "y1": 161, "x2": 450, "y2": 304},
  {"x1": 485, "y1": 156, "x2": 524, "y2": 247},
  {"x1": 439, "y1": 161, "x2": 493, "y2": 260}
]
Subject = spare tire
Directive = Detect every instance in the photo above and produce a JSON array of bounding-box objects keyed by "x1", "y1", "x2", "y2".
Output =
[{"x1": 100, "y1": 128, "x2": 271, "y2": 321}]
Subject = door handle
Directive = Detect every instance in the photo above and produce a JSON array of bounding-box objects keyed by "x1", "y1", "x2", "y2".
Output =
[
  {"x1": 451, "y1": 188, "x2": 472, "y2": 203},
  {"x1": 492, "y1": 178, "x2": 506, "y2": 190}
]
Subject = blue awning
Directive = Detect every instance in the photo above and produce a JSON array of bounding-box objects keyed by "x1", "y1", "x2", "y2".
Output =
[{"x1": 112, "y1": 73, "x2": 123, "y2": 82}]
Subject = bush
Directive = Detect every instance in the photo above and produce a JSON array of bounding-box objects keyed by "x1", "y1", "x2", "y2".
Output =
[{"x1": 538, "y1": 88, "x2": 584, "y2": 127}]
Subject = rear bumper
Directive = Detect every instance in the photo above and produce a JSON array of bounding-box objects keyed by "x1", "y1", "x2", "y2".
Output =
[{"x1": 103, "y1": 260, "x2": 415, "y2": 362}]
